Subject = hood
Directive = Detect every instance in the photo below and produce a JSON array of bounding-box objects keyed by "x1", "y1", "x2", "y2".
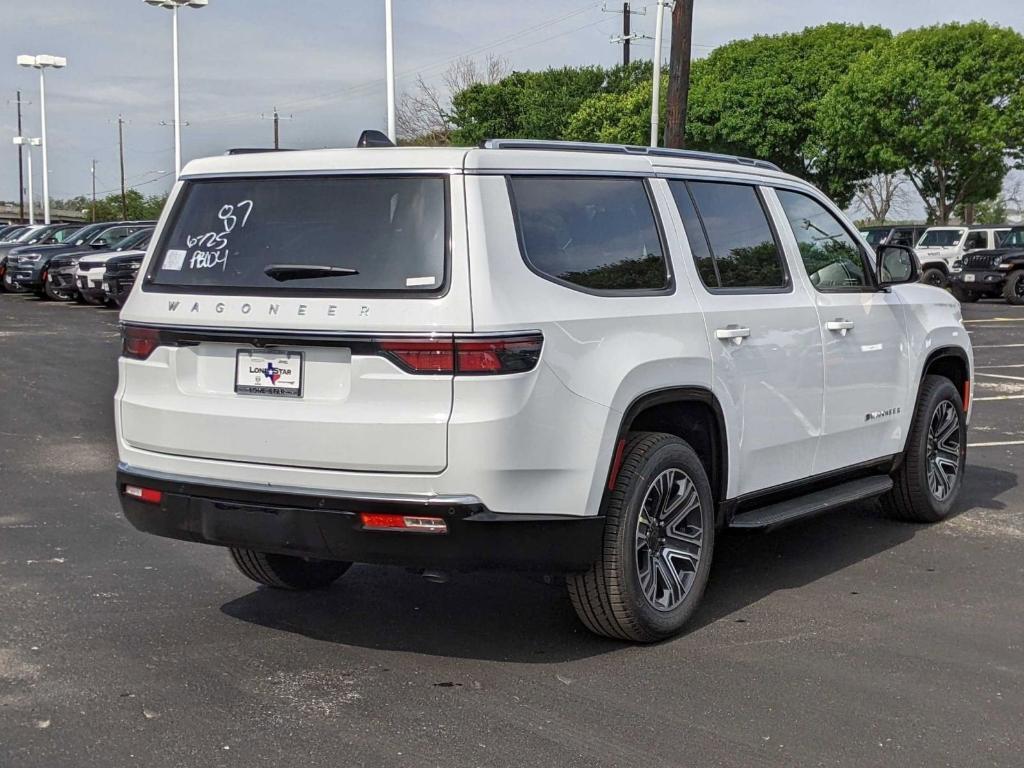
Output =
[{"x1": 104, "y1": 250, "x2": 146, "y2": 267}]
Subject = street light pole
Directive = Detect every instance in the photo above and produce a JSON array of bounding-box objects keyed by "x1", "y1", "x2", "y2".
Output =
[
  {"x1": 144, "y1": 0, "x2": 208, "y2": 177},
  {"x1": 18, "y1": 54, "x2": 66, "y2": 224},
  {"x1": 385, "y1": 0, "x2": 396, "y2": 143},
  {"x1": 650, "y1": 0, "x2": 666, "y2": 147},
  {"x1": 172, "y1": 4, "x2": 181, "y2": 175}
]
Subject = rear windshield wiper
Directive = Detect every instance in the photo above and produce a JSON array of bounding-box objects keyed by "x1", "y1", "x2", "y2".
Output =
[{"x1": 264, "y1": 264, "x2": 360, "y2": 282}]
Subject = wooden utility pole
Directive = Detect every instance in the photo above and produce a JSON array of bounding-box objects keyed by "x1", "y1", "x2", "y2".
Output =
[
  {"x1": 664, "y1": 0, "x2": 695, "y2": 149},
  {"x1": 117, "y1": 115, "x2": 127, "y2": 219},
  {"x1": 606, "y1": 3, "x2": 648, "y2": 68},
  {"x1": 260, "y1": 107, "x2": 293, "y2": 150}
]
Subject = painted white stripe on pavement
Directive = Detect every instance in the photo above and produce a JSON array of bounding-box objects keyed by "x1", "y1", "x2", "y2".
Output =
[
  {"x1": 971, "y1": 343, "x2": 1024, "y2": 349},
  {"x1": 976, "y1": 372, "x2": 1024, "y2": 382},
  {"x1": 973, "y1": 394, "x2": 1024, "y2": 401},
  {"x1": 969, "y1": 440, "x2": 1024, "y2": 448}
]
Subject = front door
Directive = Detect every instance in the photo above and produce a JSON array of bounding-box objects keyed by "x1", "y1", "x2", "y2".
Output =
[
  {"x1": 770, "y1": 188, "x2": 909, "y2": 474},
  {"x1": 663, "y1": 179, "x2": 825, "y2": 499}
]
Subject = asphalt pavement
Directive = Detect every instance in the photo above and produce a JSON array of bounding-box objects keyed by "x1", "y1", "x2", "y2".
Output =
[{"x1": 1, "y1": 293, "x2": 1022, "y2": 768}]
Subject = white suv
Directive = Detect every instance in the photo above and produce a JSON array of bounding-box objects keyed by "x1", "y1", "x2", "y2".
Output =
[
  {"x1": 116, "y1": 139, "x2": 972, "y2": 642},
  {"x1": 916, "y1": 225, "x2": 1010, "y2": 286}
]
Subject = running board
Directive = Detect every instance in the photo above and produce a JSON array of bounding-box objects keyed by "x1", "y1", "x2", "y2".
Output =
[{"x1": 728, "y1": 476, "x2": 893, "y2": 531}]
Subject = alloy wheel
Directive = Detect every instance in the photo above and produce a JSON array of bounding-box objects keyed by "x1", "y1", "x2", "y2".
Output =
[
  {"x1": 926, "y1": 400, "x2": 961, "y2": 501},
  {"x1": 635, "y1": 468, "x2": 704, "y2": 611}
]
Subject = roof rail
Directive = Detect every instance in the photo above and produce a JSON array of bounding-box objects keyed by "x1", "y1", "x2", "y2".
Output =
[
  {"x1": 479, "y1": 139, "x2": 782, "y2": 172},
  {"x1": 225, "y1": 147, "x2": 295, "y2": 155}
]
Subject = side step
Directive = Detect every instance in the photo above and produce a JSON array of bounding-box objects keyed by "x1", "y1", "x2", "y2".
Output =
[{"x1": 729, "y1": 475, "x2": 893, "y2": 531}]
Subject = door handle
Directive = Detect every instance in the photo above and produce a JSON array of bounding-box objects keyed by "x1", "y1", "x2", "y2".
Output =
[
  {"x1": 715, "y1": 325, "x2": 751, "y2": 345},
  {"x1": 826, "y1": 319, "x2": 855, "y2": 336}
]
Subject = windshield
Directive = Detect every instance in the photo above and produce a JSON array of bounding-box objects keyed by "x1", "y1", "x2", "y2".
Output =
[
  {"x1": 42, "y1": 226, "x2": 80, "y2": 244},
  {"x1": 1, "y1": 227, "x2": 29, "y2": 242},
  {"x1": 1001, "y1": 229, "x2": 1024, "y2": 248},
  {"x1": 918, "y1": 229, "x2": 964, "y2": 248},
  {"x1": 13, "y1": 227, "x2": 46, "y2": 243},
  {"x1": 69, "y1": 223, "x2": 109, "y2": 245},
  {"x1": 114, "y1": 229, "x2": 153, "y2": 251},
  {"x1": 148, "y1": 176, "x2": 448, "y2": 294}
]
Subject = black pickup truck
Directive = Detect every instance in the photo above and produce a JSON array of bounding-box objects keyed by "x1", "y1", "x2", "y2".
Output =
[{"x1": 950, "y1": 227, "x2": 1024, "y2": 304}]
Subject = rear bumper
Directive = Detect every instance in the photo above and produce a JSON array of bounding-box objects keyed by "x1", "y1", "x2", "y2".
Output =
[{"x1": 116, "y1": 464, "x2": 604, "y2": 572}]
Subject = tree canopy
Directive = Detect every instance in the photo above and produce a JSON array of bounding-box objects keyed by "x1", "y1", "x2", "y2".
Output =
[{"x1": 818, "y1": 21, "x2": 1024, "y2": 224}]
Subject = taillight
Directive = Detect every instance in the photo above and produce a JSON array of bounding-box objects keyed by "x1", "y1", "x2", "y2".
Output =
[
  {"x1": 377, "y1": 340, "x2": 455, "y2": 374},
  {"x1": 122, "y1": 325, "x2": 161, "y2": 360},
  {"x1": 376, "y1": 333, "x2": 542, "y2": 375}
]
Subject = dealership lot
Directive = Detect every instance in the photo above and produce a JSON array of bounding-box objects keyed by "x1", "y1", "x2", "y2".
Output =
[{"x1": 1, "y1": 294, "x2": 1022, "y2": 767}]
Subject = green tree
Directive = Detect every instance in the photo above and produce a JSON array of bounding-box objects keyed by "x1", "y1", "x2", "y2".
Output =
[
  {"x1": 819, "y1": 22, "x2": 1024, "y2": 224},
  {"x1": 86, "y1": 190, "x2": 168, "y2": 222},
  {"x1": 449, "y1": 65, "x2": 632, "y2": 145},
  {"x1": 685, "y1": 23, "x2": 891, "y2": 204},
  {"x1": 565, "y1": 75, "x2": 666, "y2": 146}
]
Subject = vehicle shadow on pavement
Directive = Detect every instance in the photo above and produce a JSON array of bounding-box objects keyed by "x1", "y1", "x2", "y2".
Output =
[{"x1": 220, "y1": 467, "x2": 1015, "y2": 661}]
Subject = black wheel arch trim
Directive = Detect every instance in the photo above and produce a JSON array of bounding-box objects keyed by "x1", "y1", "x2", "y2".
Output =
[{"x1": 611, "y1": 386, "x2": 729, "y2": 524}]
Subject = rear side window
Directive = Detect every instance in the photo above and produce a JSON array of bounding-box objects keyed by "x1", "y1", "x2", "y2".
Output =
[
  {"x1": 148, "y1": 176, "x2": 447, "y2": 294},
  {"x1": 670, "y1": 180, "x2": 787, "y2": 290},
  {"x1": 508, "y1": 176, "x2": 669, "y2": 293}
]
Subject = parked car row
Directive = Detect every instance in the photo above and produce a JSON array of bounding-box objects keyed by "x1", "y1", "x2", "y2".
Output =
[
  {"x1": 859, "y1": 223, "x2": 1015, "y2": 294},
  {"x1": 0, "y1": 220, "x2": 155, "y2": 306}
]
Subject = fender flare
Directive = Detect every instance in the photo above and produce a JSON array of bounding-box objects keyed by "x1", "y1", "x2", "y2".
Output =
[{"x1": 610, "y1": 386, "x2": 729, "y2": 517}]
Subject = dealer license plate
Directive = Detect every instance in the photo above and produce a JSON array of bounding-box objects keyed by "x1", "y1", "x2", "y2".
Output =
[
  {"x1": 964, "y1": 274, "x2": 976, "y2": 282},
  {"x1": 235, "y1": 350, "x2": 303, "y2": 398}
]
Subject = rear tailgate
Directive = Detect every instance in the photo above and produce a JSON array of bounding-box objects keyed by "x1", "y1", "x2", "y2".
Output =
[{"x1": 119, "y1": 171, "x2": 470, "y2": 474}]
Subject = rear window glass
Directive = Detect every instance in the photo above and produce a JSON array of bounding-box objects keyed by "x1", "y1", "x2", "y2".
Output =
[
  {"x1": 508, "y1": 176, "x2": 669, "y2": 292},
  {"x1": 148, "y1": 176, "x2": 447, "y2": 293}
]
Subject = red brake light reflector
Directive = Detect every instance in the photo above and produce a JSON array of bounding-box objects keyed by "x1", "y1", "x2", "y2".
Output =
[
  {"x1": 122, "y1": 325, "x2": 161, "y2": 360},
  {"x1": 125, "y1": 485, "x2": 163, "y2": 505},
  {"x1": 377, "y1": 340, "x2": 455, "y2": 374},
  {"x1": 359, "y1": 512, "x2": 447, "y2": 534}
]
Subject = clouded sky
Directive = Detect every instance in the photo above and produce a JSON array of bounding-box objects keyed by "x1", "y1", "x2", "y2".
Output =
[{"x1": 1, "y1": 0, "x2": 1021, "y2": 207}]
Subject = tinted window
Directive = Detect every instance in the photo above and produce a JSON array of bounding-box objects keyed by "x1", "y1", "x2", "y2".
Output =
[
  {"x1": 918, "y1": 229, "x2": 964, "y2": 248},
  {"x1": 509, "y1": 176, "x2": 668, "y2": 292},
  {"x1": 671, "y1": 180, "x2": 786, "y2": 289},
  {"x1": 889, "y1": 229, "x2": 915, "y2": 247},
  {"x1": 963, "y1": 231, "x2": 987, "y2": 251},
  {"x1": 150, "y1": 176, "x2": 447, "y2": 293},
  {"x1": 776, "y1": 189, "x2": 870, "y2": 290},
  {"x1": 1002, "y1": 229, "x2": 1024, "y2": 248},
  {"x1": 861, "y1": 229, "x2": 889, "y2": 247}
]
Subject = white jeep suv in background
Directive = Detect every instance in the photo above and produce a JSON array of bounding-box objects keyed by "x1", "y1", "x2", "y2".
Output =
[
  {"x1": 916, "y1": 225, "x2": 1010, "y2": 287},
  {"x1": 116, "y1": 139, "x2": 972, "y2": 642}
]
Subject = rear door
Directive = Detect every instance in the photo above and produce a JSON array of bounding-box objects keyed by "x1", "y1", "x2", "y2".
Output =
[
  {"x1": 665, "y1": 178, "x2": 824, "y2": 498},
  {"x1": 769, "y1": 187, "x2": 909, "y2": 473},
  {"x1": 120, "y1": 173, "x2": 468, "y2": 473}
]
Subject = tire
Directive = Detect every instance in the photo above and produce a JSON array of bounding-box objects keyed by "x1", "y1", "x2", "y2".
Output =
[
  {"x1": 43, "y1": 277, "x2": 73, "y2": 302},
  {"x1": 883, "y1": 375, "x2": 966, "y2": 523},
  {"x1": 79, "y1": 289, "x2": 105, "y2": 306},
  {"x1": 921, "y1": 267, "x2": 948, "y2": 288},
  {"x1": 229, "y1": 548, "x2": 351, "y2": 590},
  {"x1": 950, "y1": 286, "x2": 979, "y2": 303},
  {"x1": 2, "y1": 269, "x2": 26, "y2": 294},
  {"x1": 567, "y1": 432, "x2": 715, "y2": 642},
  {"x1": 1002, "y1": 270, "x2": 1024, "y2": 305}
]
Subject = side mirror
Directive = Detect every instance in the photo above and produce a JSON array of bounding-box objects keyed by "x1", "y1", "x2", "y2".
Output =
[{"x1": 876, "y1": 244, "x2": 919, "y2": 286}]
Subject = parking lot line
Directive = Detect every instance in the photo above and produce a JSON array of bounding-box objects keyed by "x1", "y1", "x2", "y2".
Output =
[
  {"x1": 976, "y1": 372, "x2": 1024, "y2": 382},
  {"x1": 969, "y1": 439, "x2": 1024, "y2": 448},
  {"x1": 971, "y1": 343, "x2": 1024, "y2": 349},
  {"x1": 963, "y1": 318, "x2": 1024, "y2": 324},
  {"x1": 977, "y1": 363, "x2": 1024, "y2": 369},
  {"x1": 973, "y1": 394, "x2": 1024, "y2": 401}
]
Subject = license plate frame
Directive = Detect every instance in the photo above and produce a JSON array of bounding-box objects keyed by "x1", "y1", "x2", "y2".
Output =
[
  {"x1": 235, "y1": 349, "x2": 304, "y2": 398},
  {"x1": 964, "y1": 273, "x2": 976, "y2": 282}
]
